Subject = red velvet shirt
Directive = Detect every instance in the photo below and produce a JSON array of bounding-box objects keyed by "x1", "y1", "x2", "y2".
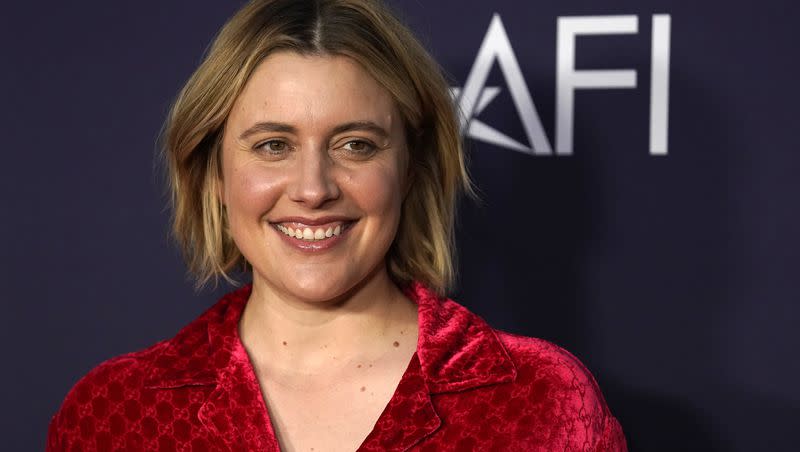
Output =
[{"x1": 47, "y1": 282, "x2": 627, "y2": 451}]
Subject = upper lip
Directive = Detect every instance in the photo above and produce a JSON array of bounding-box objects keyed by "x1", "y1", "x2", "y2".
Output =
[{"x1": 269, "y1": 215, "x2": 356, "y2": 226}]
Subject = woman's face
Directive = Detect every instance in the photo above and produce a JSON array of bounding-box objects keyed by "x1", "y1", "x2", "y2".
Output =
[{"x1": 220, "y1": 52, "x2": 409, "y2": 303}]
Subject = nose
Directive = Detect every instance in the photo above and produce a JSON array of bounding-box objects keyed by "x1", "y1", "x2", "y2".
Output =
[{"x1": 286, "y1": 149, "x2": 341, "y2": 208}]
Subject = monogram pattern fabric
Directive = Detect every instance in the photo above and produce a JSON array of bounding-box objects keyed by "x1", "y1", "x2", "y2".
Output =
[{"x1": 47, "y1": 283, "x2": 627, "y2": 451}]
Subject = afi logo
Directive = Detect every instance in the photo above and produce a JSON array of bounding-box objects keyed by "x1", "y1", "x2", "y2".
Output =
[{"x1": 452, "y1": 14, "x2": 671, "y2": 156}]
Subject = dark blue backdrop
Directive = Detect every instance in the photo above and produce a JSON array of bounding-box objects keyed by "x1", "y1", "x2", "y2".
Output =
[{"x1": 3, "y1": 1, "x2": 798, "y2": 450}]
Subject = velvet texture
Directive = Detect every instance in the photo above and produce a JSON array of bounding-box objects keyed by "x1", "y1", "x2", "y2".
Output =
[{"x1": 48, "y1": 283, "x2": 627, "y2": 451}]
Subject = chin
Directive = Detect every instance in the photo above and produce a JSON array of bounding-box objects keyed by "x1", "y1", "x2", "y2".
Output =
[
  {"x1": 253, "y1": 256, "x2": 386, "y2": 304},
  {"x1": 279, "y1": 272, "x2": 361, "y2": 304}
]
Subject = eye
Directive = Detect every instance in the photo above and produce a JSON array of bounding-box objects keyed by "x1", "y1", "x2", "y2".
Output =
[
  {"x1": 341, "y1": 140, "x2": 376, "y2": 155},
  {"x1": 255, "y1": 139, "x2": 290, "y2": 154}
]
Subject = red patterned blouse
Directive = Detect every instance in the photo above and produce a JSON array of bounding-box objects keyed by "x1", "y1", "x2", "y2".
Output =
[{"x1": 47, "y1": 282, "x2": 627, "y2": 451}]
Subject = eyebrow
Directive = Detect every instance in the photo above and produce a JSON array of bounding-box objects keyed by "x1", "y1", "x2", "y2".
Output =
[{"x1": 238, "y1": 120, "x2": 390, "y2": 141}]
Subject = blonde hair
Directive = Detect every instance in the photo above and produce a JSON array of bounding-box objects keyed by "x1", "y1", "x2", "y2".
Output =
[{"x1": 162, "y1": 0, "x2": 473, "y2": 295}]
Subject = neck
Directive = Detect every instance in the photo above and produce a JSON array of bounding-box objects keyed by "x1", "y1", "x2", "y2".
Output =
[{"x1": 239, "y1": 265, "x2": 418, "y2": 377}]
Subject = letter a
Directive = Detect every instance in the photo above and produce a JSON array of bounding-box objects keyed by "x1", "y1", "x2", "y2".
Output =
[{"x1": 457, "y1": 14, "x2": 553, "y2": 155}]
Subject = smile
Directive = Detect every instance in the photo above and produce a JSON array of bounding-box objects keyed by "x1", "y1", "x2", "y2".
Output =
[{"x1": 270, "y1": 220, "x2": 357, "y2": 242}]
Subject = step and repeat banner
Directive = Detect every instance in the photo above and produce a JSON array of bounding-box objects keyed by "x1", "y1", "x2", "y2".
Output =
[{"x1": 3, "y1": 0, "x2": 798, "y2": 450}]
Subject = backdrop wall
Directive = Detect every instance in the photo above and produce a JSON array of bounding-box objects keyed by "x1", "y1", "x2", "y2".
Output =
[{"x1": 3, "y1": 1, "x2": 798, "y2": 450}]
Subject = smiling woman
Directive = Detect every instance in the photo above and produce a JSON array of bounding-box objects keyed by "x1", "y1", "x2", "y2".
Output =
[
  {"x1": 221, "y1": 53, "x2": 411, "y2": 306},
  {"x1": 46, "y1": 1, "x2": 626, "y2": 451}
]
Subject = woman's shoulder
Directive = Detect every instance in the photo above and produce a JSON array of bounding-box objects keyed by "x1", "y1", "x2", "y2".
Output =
[
  {"x1": 56, "y1": 337, "x2": 172, "y2": 398},
  {"x1": 46, "y1": 292, "x2": 236, "y2": 450},
  {"x1": 51, "y1": 300, "x2": 222, "y2": 408},
  {"x1": 492, "y1": 329, "x2": 610, "y2": 408},
  {"x1": 493, "y1": 329, "x2": 604, "y2": 388},
  {"x1": 490, "y1": 329, "x2": 627, "y2": 450},
  {"x1": 52, "y1": 288, "x2": 241, "y2": 398},
  {"x1": 46, "y1": 339, "x2": 171, "y2": 449}
]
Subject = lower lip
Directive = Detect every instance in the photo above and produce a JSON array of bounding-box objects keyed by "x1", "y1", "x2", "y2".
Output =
[{"x1": 271, "y1": 222, "x2": 355, "y2": 253}]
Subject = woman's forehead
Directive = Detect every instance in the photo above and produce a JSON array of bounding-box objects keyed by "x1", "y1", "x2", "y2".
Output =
[{"x1": 229, "y1": 52, "x2": 400, "y2": 134}]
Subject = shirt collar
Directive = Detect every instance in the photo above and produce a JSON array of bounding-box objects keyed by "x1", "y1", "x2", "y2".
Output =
[{"x1": 143, "y1": 281, "x2": 516, "y2": 393}]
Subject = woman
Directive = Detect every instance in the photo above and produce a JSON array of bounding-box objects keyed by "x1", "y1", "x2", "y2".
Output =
[{"x1": 47, "y1": 0, "x2": 626, "y2": 450}]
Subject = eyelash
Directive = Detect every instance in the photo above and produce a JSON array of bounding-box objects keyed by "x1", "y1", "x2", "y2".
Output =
[
  {"x1": 254, "y1": 139, "x2": 377, "y2": 156},
  {"x1": 341, "y1": 139, "x2": 377, "y2": 155},
  {"x1": 255, "y1": 139, "x2": 290, "y2": 154}
]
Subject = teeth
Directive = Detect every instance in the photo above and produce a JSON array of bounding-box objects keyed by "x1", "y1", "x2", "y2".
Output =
[{"x1": 275, "y1": 222, "x2": 349, "y2": 241}]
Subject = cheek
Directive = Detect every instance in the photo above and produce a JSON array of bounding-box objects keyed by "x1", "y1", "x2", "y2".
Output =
[
  {"x1": 224, "y1": 165, "x2": 284, "y2": 227},
  {"x1": 344, "y1": 162, "x2": 404, "y2": 223}
]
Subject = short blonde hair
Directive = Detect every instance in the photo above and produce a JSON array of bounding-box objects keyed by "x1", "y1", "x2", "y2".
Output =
[{"x1": 162, "y1": 0, "x2": 472, "y2": 295}]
